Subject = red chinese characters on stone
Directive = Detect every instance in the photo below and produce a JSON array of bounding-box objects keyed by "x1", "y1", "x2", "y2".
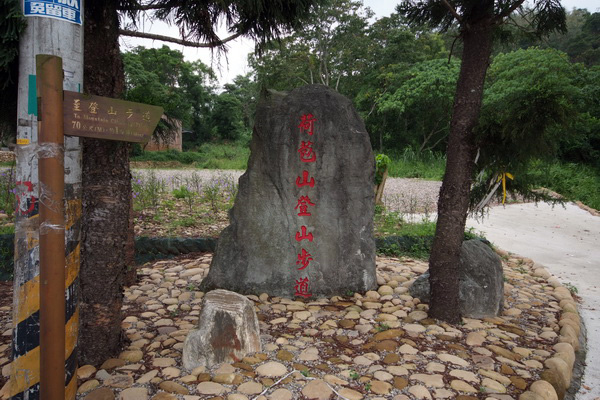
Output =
[
  {"x1": 298, "y1": 141, "x2": 316, "y2": 163},
  {"x1": 296, "y1": 170, "x2": 315, "y2": 188},
  {"x1": 294, "y1": 277, "x2": 311, "y2": 298},
  {"x1": 298, "y1": 113, "x2": 316, "y2": 136},
  {"x1": 295, "y1": 226, "x2": 313, "y2": 242},
  {"x1": 296, "y1": 248, "x2": 313, "y2": 270},
  {"x1": 295, "y1": 195, "x2": 315, "y2": 216}
]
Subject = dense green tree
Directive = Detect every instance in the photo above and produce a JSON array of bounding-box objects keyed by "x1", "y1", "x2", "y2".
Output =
[
  {"x1": 560, "y1": 64, "x2": 600, "y2": 166},
  {"x1": 211, "y1": 93, "x2": 246, "y2": 141},
  {"x1": 567, "y1": 12, "x2": 600, "y2": 66},
  {"x1": 472, "y1": 48, "x2": 581, "y2": 206},
  {"x1": 377, "y1": 58, "x2": 459, "y2": 152},
  {"x1": 223, "y1": 73, "x2": 259, "y2": 133},
  {"x1": 122, "y1": 45, "x2": 216, "y2": 143},
  {"x1": 250, "y1": 0, "x2": 373, "y2": 95},
  {"x1": 355, "y1": 13, "x2": 449, "y2": 150},
  {"x1": 398, "y1": 0, "x2": 566, "y2": 323}
]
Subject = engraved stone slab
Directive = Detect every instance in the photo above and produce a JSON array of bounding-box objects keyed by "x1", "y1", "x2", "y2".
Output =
[
  {"x1": 200, "y1": 85, "x2": 376, "y2": 298},
  {"x1": 182, "y1": 290, "x2": 261, "y2": 370}
]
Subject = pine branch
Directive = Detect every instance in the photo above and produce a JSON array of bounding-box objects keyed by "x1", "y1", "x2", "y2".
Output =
[
  {"x1": 441, "y1": 0, "x2": 463, "y2": 24},
  {"x1": 119, "y1": 29, "x2": 242, "y2": 48},
  {"x1": 117, "y1": 4, "x2": 168, "y2": 11},
  {"x1": 496, "y1": 0, "x2": 527, "y2": 20}
]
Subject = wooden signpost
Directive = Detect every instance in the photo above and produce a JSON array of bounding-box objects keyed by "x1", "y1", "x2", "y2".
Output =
[
  {"x1": 36, "y1": 54, "x2": 162, "y2": 400},
  {"x1": 63, "y1": 91, "x2": 163, "y2": 142}
]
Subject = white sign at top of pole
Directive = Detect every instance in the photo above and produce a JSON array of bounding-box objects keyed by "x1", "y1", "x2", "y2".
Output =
[{"x1": 23, "y1": 0, "x2": 82, "y2": 25}]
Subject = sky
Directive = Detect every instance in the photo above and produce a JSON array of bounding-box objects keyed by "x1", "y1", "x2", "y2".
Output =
[{"x1": 119, "y1": 0, "x2": 600, "y2": 88}]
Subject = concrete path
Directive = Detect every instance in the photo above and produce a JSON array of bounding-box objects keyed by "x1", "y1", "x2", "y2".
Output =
[{"x1": 466, "y1": 202, "x2": 600, "y2": 399}]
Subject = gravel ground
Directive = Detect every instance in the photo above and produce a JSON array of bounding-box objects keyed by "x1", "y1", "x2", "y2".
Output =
[{"x1": 133, "y1": 169, "x2": 442, "y2": 214}]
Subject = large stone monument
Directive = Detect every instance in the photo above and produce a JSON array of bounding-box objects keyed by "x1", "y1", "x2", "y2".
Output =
[{"x1": 200, "y1": 85, "x2": 376, "y2": 298}]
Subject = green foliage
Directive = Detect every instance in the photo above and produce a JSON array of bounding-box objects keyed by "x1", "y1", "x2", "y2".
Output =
[
  {"x1": 377, "y1": 59, "x2": 459, "y2": 152},
  {"x1": 544, "y1": 10, "x2": 600, "y2": 67},
  {"x1": 0, "y1": 0, "x2": 25, "y2": 143},
  {"x1": 172, "y1": 185, "x2": 194, "y2": 199},
  {"x1": 0, "y1": 0, "x2": 25, "y2": 88},
  {"x1": 0, "y1": 166, "x2": 15, "y2": 217},
  {"x1": 202, "y1": 176, "x2": 238, "y2": 213},
  {"x1": 375, "y1": 213, "x2": 483, "y2": 259},
  {"x1": 132, "y1": 171, "x2": 166, "y2": 210},
  {"x1": 151, "y1": 0, "x2": 320, "y2": 47},
  {"x1": 250, "y1": 0, "x2": 373, "y2": 95},
  {"x1": 170, "y1": 216, "x2": 196, "y2": 228},
  {"x1": 172, "y1": 185, "x2": 196, "y2": 212},
  {"x1": 564, "y1": 282, "x2": 579, "y2": 295},
  {"x1": 528, "y1": 159, "x2": 600, "y2": 210},
  {"x1": 386, "y1": 148, "x2": 446, "y2": 180},
  {"x1": 0, "y1": 224, "x2": 13, "y2": 235},
  {"x1": 0, "y1": 233, "x2": 13, "y2": 279},
  {"x1": 472, "y1": 48, "x2": 584, "y2": 208},
  {"x1": 375, "y1": 153, "x2": 390, "y2": 185},
  {"x1": 211, "y1": 93, "x2": 247, "y2": 141},
  {"x1": 132, "y1": 143, "x2": 250, "y2": 170},
  {"x1": 222, "y1": 74, "x2": 259, "y2": 135},
  {"x1": 399, "y1": 0, "x2": 566, "y2": 37},
  {"x1": 375, "y1": 323, "x2": 390, "y2": 332},
  {"x1": 123, "y1": 46, "x2": 216, "y2": 143}
]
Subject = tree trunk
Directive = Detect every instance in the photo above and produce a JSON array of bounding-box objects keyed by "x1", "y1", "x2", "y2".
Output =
[
  {"x1": 79, "y1": 0, "x2": 131, "y2": 366},
  {"x1": 428, "y1": 20, "x2": 494, "y2": 323}
]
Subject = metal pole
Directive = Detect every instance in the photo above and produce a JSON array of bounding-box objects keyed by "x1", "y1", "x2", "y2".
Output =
[{"x1": 36, "y1": 54, "x2": 65, "y2": 400}]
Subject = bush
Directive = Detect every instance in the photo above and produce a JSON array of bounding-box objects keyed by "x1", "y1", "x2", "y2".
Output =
[{"x1": 528, "y1": 159, "x2": 600, "y2": 210}]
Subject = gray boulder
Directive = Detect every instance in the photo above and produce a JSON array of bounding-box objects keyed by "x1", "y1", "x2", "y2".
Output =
[
  {"x1": 410, "y1": 239, "x2": 504, "y2": 318},
  {"x1": 182, "y1": 290, "x2": 261, "y2": 370},
  {"x1": 200, "y1": 85, "x2": 376, "y2": 298}
]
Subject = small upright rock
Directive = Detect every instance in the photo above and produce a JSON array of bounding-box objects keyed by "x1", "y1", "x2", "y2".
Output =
[
  {"x1": 409, "y1": 240, "x2": 504, "y2": 318},
  {"x1": 183, "y1": 289, "x2": 261, "y2": 370}
]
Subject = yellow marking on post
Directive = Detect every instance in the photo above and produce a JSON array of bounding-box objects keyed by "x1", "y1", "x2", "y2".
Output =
[
  {"x1": 26, "y1": 230, "x2": 39, "y2": 251},
  {"x1": 66, "y1": 373, "x2": 77, "y2": 399},
  {"x1": 65, "y1": 308, "x2": 78, "y2": 357},
  {"x1": 66, "y1": 243, "x2": 81, "y2": 288},
  {"x1": 14, "y1": 276, "x2": 40, "y2": 325},
  {"x1": 16, "y1": 138, "x2": 30, "y2": 145},
  {"x1": 65, "y1": 199, "x2": 82, "y2": 231},
  {"x1": 9, "y1": 347, "x2": 40, "y2": 396}
]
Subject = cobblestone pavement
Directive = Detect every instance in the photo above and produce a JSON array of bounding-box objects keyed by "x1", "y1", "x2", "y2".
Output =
[{"x1": 0, "y1": 251, "x2": 573, "y2": 400}]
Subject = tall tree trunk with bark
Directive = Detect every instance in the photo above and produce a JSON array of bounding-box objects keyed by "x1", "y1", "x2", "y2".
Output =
[
  {"x1": 428, "y1": 20, "x2": 494, "y2": 323},
  {"x1": 79, "y1": 0, "x2": 131, "y2": 366}
]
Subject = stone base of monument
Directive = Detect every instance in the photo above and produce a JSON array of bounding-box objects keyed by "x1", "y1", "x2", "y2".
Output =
[
  {"x1": 182, "y1": 289, "x2": 261, "y2": 371},
  {"x1": 409, "y1": 239, "x2": 504, "y2": 318}
]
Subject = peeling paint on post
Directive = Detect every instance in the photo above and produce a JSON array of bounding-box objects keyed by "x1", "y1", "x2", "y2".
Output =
[{"x1": 11, "y1": 4, "x2": 83, "y2": 399}]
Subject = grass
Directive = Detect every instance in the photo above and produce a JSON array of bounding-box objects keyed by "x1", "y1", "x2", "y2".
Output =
[
  {"x1": 386, "y1": 148, "x2": 446, "y2": 181},
  {"x1": 0, "y1": 225, "x2": 14, "y2": 235},
  {"x1": 528, "y1": 159, "x2": 600, "y2": 211},
  {"x1": 0, "y1": 166, "x2": 15, "y2": 221},
  {"x1": 374, "y1": 205, "x2": 483, "y2": 259},
  {"x1": 131, "y1": 142, "x2": 250, "y2": 170}
]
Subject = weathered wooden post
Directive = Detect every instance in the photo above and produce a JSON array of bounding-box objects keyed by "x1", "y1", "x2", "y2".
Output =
[{"x1": 36, "y1": 54, "x2": 66, "y2": 400}]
